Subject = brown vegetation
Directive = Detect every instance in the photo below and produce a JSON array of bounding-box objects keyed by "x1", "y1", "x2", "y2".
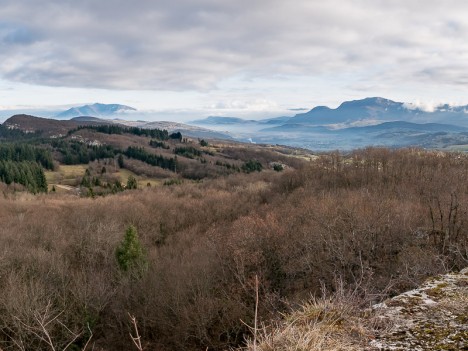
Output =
[
  {"x1": 3, "y1": 115, "x2": 78, "y2": 136},
  {"x1": 0, "y1": 148, "x2": 467, "y2": 350},
  {"x1": 240, "y1": 287, "x2": 382, "y2": 351}
]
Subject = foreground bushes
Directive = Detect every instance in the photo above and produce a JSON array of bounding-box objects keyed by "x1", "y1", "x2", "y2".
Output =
[{"x1": 0, "y1": 148, "x2": 466, "y2": 350}]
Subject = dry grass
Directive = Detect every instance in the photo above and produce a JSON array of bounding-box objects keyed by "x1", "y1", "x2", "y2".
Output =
[
  {"x1": 46, "y1": 163, "x2": 163, "y2": 190},
  {"x1": 45, "y1": 164, "x2": 88, "y2": 186},
  {"x1": 114, "y1": 167, "x2": 162, "y2": 187},
  {"x1": 114, "y1": 167, "x2": 138, "y2": 181},
  {"x1": 239, "y1": 289, "x2": 380, "y2": 351}
]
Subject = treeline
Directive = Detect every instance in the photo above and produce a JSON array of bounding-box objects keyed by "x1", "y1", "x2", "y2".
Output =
[
  {"x1": 80, "y1": 168, "x2": 126, "y2": 196},
  {"x1": 0, "y1": 143, "x2": 54, "y2": 169},
  {"x1": 174, "y1": 146, "x2": 202, "y2": 158},
  {"x1": 0, "y1": 160, "x2": 47, "y2": 192},
  {"x1": 50, "y1": 140, "x2": 178, "y2": 173},
  {"x1": 51, "y1": 140, "x2": 116, "y2": 165},
  {"x1": 73, "y1": 125, "x2": 170, "y2": 140},
  {"x1": 149, "y1": 140, "x2": 169, "y2": 149},
  {"x1": 124, "y1": 146, "x2": 177, "y2": 171},
  {"x1": 215, "y1": 160, "x2": 241, "y2": 171}
]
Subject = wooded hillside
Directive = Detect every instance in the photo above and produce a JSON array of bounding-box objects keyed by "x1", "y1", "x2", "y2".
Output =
[{"x1": 0, "y1": 148, "x2": 466, "y2": 350}]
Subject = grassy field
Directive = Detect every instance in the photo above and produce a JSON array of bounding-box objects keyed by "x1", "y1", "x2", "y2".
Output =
[
  {"x1": 46, "y1": 164, "x2": 162, "y2": 190},
  {"x1": 114, "y1": 168, "x2": 162, "y2": 187},
  {"x1": 47, "y1": 184, "x2": 78, "y2": 193},
  {"x1": 45, "y1": 164, "x2": 88, "y2": 187}
]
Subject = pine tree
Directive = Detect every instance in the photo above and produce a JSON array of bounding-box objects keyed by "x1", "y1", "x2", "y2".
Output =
[
  {"x1": 116, "y1": 225, "x2": 147, "y2": 274},
  {"x1": 127, "y1": 175, "x2": 138, "y2": 189}
]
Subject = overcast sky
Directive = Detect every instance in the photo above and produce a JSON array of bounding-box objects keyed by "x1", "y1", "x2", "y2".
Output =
[{"x1": 1, "y1": 0, "x2": 468, "y2": 120}]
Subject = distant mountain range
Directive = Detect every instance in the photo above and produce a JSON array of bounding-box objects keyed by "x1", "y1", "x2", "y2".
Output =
[
  {"x1": 186, "y1": 97, "x2": 468, "y2": 150},
  {"x1": 56, "y1": 103, "x2": 136, "y2": 119},
  {"x1": 191, "y1": 116, "x2": 291, "y2": 125},
  {"x1": 190, "y1": 97, "x2": 468, "y2": 128},
  {"x1": 286, "y1": 97, "x2": 468, "y2": 127},
  {"x1": 285, "y1": 97, "x2": 410, "y2": 125},
  {"x1": 3, "y1": 98, "x2": 468, "y2": 151}
]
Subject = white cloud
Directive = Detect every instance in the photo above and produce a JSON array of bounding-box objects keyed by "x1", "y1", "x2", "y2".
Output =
[
  {"x1": 0, "y1": 0, "x2": 468, "y2": 93},
  {"x1": 403, "y1": 101, "x2": 441, "y2": 112}
]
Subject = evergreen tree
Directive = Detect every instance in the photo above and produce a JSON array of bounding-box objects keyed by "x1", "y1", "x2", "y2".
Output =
[
  {"x1": 273, "y1": 164, "x2": 284, "y2": 172},
  {"x1": 123, "y1": 147, "x2": 177, "y2": 171},
  {"x1": 118, "y1": 154, "x2": 124, "y2": 168},
  {"x1": 242, "y1": 160, "x2": 263, "y2": 173},
  {"x1": 169, "y1": 132, "x2": 182, "y2": 141},
  {"x1": 116, "y1": 225, "x2": 147, "y2": 273},
  {"x1": 112, "y1": 180, "x2": 124, "y2": 193},
  {"x1": 93, "y1": 177, "x2": 101, "y2": 186},
  {"x1": 0, "y1": 160, "x2": 47, "y2": 193},
  {"x1": 127, "y1": 175, "x2": 138, "y2": 189}
]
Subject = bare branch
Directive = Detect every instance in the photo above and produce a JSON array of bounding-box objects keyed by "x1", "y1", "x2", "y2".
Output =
[{"x1": 128, "y1": 313, "x2": 143, "y2": 351}]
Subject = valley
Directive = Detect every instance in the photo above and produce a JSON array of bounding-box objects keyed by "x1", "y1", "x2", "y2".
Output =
[{"x1": 189, "y1": 97, "x2": 468, "y2": 151}]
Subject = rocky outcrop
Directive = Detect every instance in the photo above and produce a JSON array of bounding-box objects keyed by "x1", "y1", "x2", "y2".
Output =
[{"x1": 371, "y1": 268, "x2": 468, "y2": 350}]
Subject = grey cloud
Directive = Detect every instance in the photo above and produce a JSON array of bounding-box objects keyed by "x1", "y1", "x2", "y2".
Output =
[
  {"x1": 1, "y1": 0, "x2": 468, "y2": 91},
  {"x1": 416, "y1": 65, "x2": 468, "y2": 86}
]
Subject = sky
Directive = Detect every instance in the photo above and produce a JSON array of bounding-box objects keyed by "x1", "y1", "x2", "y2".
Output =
[{"x1": 1, "y1": 0, "x2": 468, "y2": 121}]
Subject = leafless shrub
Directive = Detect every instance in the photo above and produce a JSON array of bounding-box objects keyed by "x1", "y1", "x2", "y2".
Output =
[{"x1": 0, "y1": 148, "x2": 466, "y2": 350}]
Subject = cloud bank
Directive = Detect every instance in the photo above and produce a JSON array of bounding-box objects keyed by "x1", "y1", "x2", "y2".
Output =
[{"x1": 1, "y1": 0, "x2": 468, "y2": 94}]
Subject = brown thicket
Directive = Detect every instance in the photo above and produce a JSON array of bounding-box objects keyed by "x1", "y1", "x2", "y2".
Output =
[{"x1": 0, "y1": 148, "x2": 466, "y2": 350}]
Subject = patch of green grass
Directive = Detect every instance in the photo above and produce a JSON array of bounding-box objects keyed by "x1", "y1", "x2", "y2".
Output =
[
  {"x1": 46, "y1": 164, "x2": 88, "y2": 186},
  {"x1": 115, "y1": 168, "x2": 161, "y2": 188},
  {"x1": 115, "y1": 168, "x2": 137, "y2": 181}
]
